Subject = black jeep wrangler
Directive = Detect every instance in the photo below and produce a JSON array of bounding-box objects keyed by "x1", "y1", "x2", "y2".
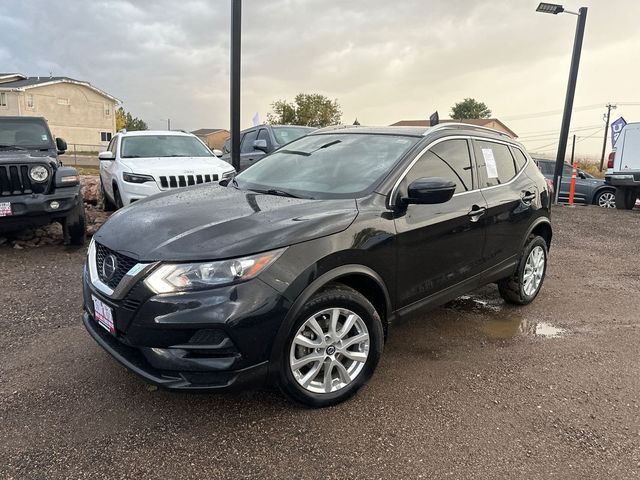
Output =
[{"x1": 0, "y1": 116, "x2": 85, "y2": 245}]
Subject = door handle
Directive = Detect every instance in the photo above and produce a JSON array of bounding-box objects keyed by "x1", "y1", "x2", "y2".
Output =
[
  {"x1": 521, "y1": 191, "x2": 536, "y2": 204},
  {"x1": 467, "y1": 205, "x2": 486, "y2": 222}
]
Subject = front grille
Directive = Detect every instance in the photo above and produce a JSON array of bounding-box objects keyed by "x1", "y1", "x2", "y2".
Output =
[
  {"x1": 0, "y1": 164, "x2": 51, "y2": 197},
  {"x1": 95, "y1": 242, "x2": 139, "y2": 289},
  {"x1": 158, "y1": 174, "x2": 218, "y2": 190}
]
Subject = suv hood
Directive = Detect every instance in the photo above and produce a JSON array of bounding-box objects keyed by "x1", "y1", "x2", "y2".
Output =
[
  {"x1": 120, "y1": 156, "x2": 232, "y2": 176},
  {"x1": 94, "y1": 184, "x2": 358, "y2": 262},
  {"x1": 0, "y1": 150, "x2": 57, "y2": 166}
]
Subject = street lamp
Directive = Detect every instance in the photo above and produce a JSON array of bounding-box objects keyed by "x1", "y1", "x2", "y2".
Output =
[{"x1": 536, "y1": 3, "x2": 588, "y2": 204}]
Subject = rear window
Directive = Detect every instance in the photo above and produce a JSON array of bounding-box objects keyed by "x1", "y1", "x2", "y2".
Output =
[{"x1": 511, "y1": 147, "x2": 529, "y2": 172}]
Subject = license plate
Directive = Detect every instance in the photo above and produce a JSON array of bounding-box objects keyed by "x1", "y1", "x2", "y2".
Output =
[
  {"x1": 0, "y1": 202, "x2": 12, "y2": 217},
  {"x1": 92, "y1": 295, "x2": 115, "y2": 334}
]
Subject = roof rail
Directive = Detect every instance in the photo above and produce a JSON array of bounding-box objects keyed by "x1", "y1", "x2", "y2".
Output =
[
  {"x1": 424, "y1": 122, "x2": 512, "y2": 138},
  {"x1": 314, "y1": 124, "x2": 362, "y2": 133}
]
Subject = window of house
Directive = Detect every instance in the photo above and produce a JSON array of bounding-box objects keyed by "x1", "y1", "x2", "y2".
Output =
[
  {"x1": 474, "y1": 140, "x2": 517, "y2": 187},
  {"x1": 406, "y1": 139, "x2": 473, "y2": 194},
  {"x1": 0, "y1": 92, "x2": 7, "y2": 107},
  {"x1": 26, "y1": 94, "x2": 34, "y2": 108},
  {"x1": 240, "y1": 129, "x2": 259, "y2": 153},
  {"x1": 104, "y1": 104, "x2": 111, "y2": 117},
  {"x1": 57, "y1": 98, "x2": 70, "y2": 106},
  {"x1": 100, "y1": 132, "x2": 113, "y2": 142}
]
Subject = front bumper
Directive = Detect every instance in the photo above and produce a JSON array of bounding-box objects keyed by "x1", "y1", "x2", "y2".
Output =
[
  {"x1": 119, "y1": 181, "x2": 162, "y2": 206},
  {"x1": 82, "y1": 264, "x2": 289, "y2": 391},
  {"x1": 0, "y1": 186, "x2": 81, "y2": 230}
]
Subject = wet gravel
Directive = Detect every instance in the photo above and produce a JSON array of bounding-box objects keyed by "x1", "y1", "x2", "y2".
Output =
[{"x1": 1, "y1": 206, "x2": 639, "y2": 479}]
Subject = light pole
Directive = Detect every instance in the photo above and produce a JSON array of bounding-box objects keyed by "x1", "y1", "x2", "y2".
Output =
[
  {"x1": 536, "y1": 3, "x2": 588, "y2": 204},
  {"x1": 230, "y1": 0, "x2": 242, "y2": 172}
]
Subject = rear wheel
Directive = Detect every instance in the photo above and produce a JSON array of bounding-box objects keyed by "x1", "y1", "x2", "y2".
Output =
[
  {"x1": 615, "y1": 187, "x2": 636, "y2": 210},
  {"x1": 595, "y1": 190, "x2": 616, "y2": 208},
  {"x1": 498, "y1": 236, "x2": 547, "y2": 305},
  {"x1": 279, "y1": 284, "x2": 384, "y2": 407}
]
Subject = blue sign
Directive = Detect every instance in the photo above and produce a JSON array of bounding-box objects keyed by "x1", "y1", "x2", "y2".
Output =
[{"x1": 611, "y1": 117, "x2": 627, "y2": 147}]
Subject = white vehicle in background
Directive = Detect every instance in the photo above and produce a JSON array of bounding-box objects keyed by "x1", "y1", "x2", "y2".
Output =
[
  {"x1": 606, "y1": 122, "x2": 640, "y2": 209},
  {"x1": 99, "y1": 130, "x2": 235, "y2": 209}
]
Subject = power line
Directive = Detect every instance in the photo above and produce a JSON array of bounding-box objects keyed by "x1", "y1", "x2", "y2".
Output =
[
  {"x1": 518, "y1": 124, "x2": 602, "y2": 140},
  {"x1": 501, "y1": 103, "x2": 603, "y2": 121}
]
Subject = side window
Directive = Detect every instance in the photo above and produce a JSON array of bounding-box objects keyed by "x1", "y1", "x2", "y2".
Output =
[
  {"x1": 511, "y1": 147, "x2": 529, "y2": 172},
  {"x1": 406, "y1": 139, "x2": 473, "y2": 193},
  {"x1": 474, "y1": 140, "x2": 517, "y2": 187},
  {"x1": 107, "y1": 137, "x2": 115, "y2": 152},
  {"x1": 257, "y1": 128, "x2": 270, "y2": 146},
  {"x1": 562, "y1": 164, "x2": 573, "y2": 176},
  {"x1": 223, "y1": 138, "x2": 231, "y2": 154},
  {"x1": 240, "y1": 130, "x2": 258, "y2": 153}
]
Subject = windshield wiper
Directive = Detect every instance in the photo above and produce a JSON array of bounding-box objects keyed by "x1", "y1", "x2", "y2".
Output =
[
  {"x1": 252, "y1": 188, "x2": 305, "y2": 199},
  {"x1": 278, "y1": 149, "x2": 311, "y2": 157},
  {"x1": 278, "y1": 140, "x2": 342, "y2": 157},
  {"x1": 0, "y1": 144, "x2": 27, "y2": 150}
]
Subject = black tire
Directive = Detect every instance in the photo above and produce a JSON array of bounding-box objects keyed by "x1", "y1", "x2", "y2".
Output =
[
  {"x1": 278, "y1": 283, "x2": 384, "y2": 408},
  {"x1": 100, "y1": 179, "x2": 116, "y2": 212},
  {"x1": 615, "y1": 187, "x2": 636, "y2": 210},
  {"x1": 594, "y1": 189, "x2": 616, "y2": 209},
  {"x1": 498, "y1": 235, "x2": 548, "y2": 305},
  {"x1": 113, "y1": 185, "x2": 124, "y2": 210},
  {"x1": 63, "y1": 201, "x2": 86, "y2": 246}
]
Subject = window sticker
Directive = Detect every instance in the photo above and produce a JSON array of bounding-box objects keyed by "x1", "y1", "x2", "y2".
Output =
[
  {"x1": 41, "y1": 134, "x2": 48, "y2": 141},
  {"x1": 482, "y1": 148, "x2": 498, "y2": 178}
]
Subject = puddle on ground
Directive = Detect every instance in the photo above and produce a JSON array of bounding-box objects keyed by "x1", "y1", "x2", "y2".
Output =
[{"x1": 439, "y1": 295, "x2": 567, "y2": 340}]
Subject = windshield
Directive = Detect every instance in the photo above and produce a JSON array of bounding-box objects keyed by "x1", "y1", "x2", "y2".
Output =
[
  {"x1": 0, "y1": 119, "x2": 54, "y2": 149},
  {"x1": 121, "y1": 135, "x2": 213, "y2": 158},
  {"x1": 272, "y1": 126, "x2": 315, "y2": 145},
  {"x1": 235, "y1": 133, "x2": 419, "y2": 198}
]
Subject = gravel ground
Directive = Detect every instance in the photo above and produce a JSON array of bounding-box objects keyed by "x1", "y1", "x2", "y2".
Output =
[{"x1": 1, "y1": 206, "x2": 639, "y2": 479}]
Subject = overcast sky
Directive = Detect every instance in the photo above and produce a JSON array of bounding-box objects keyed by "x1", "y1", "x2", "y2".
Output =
[{"x1": 2, "y1": 0, "x2": 639, "y2": 158}]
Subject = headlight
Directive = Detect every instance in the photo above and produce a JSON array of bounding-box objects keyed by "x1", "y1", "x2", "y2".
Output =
[
  {"x1": 144, "y1": 248, "x2": 286, "y2": 293},
  {"x1": 221, "y1": 170, "x2": 235, "y2": 180},
  {"x1": 29, "y1": 165, "x2": 49, "y2": 183},
  {"x1": 123, "y1": 172, "x2": 154, "y2": 183}
]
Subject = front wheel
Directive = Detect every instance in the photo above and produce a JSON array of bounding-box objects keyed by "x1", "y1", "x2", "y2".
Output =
[
  {"x1": 278, "y1": 284, "x2": 384, "y2": 407},
  {"x1": 498, "y1": 236, "x2": 548, "y2": 305},
  {"x1": 63, "y1": 201, "x2": 86, "y2": 246}
]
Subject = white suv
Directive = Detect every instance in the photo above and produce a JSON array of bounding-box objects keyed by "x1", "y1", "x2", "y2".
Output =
[{"x1": 98, "y1": 130, "x2": 235, "y2": 208}]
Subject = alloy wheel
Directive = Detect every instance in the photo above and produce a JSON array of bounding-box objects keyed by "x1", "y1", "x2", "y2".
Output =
[
  {"x1": 289, "y1": 307, "x2": 370, "y2": 394},
  {"x1": 523, "y1": 246, "x2": 545, "y2": 297},
  {"x1": 598, "y1": 191, "x2": 616, "y2": 208}
]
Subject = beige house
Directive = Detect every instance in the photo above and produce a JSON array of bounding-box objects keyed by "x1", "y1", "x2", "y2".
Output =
[
  {"x1": 192, "y1": 128, "x2": 230, "y2": 150},
  {"x1": 0, "y1": 73, "x2": 120, "y2": 151},
  {"x1": 391, "y1": 118, "x2": 518, "y2": 138}
]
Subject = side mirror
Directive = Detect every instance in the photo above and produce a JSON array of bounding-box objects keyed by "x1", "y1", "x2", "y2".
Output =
[
  {"x1": 98, "y1": 151, "x2": 115, "y2": 161},
  {"x1": 253, "y1": 139, "x2": 268, "y2": 153},
  {"x1": 212, "y1": 149, "x2": 223, "y2": 157},
  {"x1": 403, "y1": 177, "x2": 456, "y2": 205},
  {"x1": 56, "y1": 137, "x2": 67, "y2": 154},
  {"x1": 578, "y1": 171, "x2": 587, "y2": 179}
]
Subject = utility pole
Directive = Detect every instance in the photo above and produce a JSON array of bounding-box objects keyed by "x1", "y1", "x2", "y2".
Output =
[
  {"x1": 570, "y1": 134, "x2": 576, "y2": 165},
  {"x1": 167, "y1": 118, "x2": 171, "y2": 130},
  {"x1": 549, "y1": 7, "x2": 588, "y2": 204},
  {"x1": 230, "y1": 0, "x2": 242, "y2": 172},
  {"x1": 599, "y1": 103, "x2": 616, "y2": 171}
]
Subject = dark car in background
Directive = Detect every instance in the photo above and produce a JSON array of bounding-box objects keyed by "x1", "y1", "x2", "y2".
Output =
[
  {"x1": 0, "y1": 116, "x2": 85, "y2": 244},
  {"x1": 83, "y1": 123, "x2": 552, "y2": 407},
  {"x1": 222, "y1": 124, "x2": 315, "y2": 171},
  {"x1": 534, "y1": 158, "x2": 616, "y2": 208}
]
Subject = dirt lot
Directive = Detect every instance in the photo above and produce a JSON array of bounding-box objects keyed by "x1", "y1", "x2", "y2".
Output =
[{"x1": 1, "y1": 206, "x2": 639, "y2": 479}]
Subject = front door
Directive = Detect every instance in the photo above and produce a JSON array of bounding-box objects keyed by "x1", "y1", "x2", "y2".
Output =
[
  {"x1": 239, "y1": 129, "x2": 266, "y2": 171},
  {"x1": 394, "y1": 138, "x2": 487, "y2": 309}
]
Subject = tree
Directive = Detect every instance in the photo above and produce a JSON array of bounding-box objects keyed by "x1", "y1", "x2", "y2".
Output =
[
  {"x1": 450, "y1": 98, "x2": 492, "y2": 120},
  {"x1": 267, "y1": 93, "x2": 342, "y2": 127},
  {"x1": 115, "y1": 107, "x2": 148, "y2": 131}
]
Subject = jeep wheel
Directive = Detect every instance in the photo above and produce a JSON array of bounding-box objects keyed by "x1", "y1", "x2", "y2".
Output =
[
  {"x1": 279, "y1": 284, "x2": 384, "y2": 407},
  {"x1": 498, "y1": 236, "x2": 547, "y2": 305},
  {"x1": 63, "y1": 201, "x2": 86, "y2": 246},
  {"x1": 100, "y1": 180, "x2": 116, "y2": 211},
  {"x1": 615, "y1": 187, "x2": 636, "y2": 210}
]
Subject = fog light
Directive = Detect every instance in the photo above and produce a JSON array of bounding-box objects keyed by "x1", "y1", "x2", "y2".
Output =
[{"x1": 50, "y1": 201, "x2": 60, "y2": 210}]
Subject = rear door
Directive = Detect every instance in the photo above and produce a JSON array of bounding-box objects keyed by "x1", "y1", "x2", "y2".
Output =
[
  {"x1": 473, "y1": 139, "x2": 536, "y2": 267},
  {"x1": 394, "y1": 138, "x2": 487, "y2": 308}
]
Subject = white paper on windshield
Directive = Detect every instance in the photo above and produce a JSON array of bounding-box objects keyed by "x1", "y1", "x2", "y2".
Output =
[{"x1": 482, "y1": 148, "x2": 498, "y2": 178}]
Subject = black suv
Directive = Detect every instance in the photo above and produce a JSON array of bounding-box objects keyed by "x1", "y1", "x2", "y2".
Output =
[
  {"x1": 0, "y1": 116, "x2": 85, "y2": 244},
  {"x1": 221, "y1": 124, "x2": 315, "y2": 171},
  {"x1": 83, "y1": 124, "x2": 552, "y2": 407}
]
